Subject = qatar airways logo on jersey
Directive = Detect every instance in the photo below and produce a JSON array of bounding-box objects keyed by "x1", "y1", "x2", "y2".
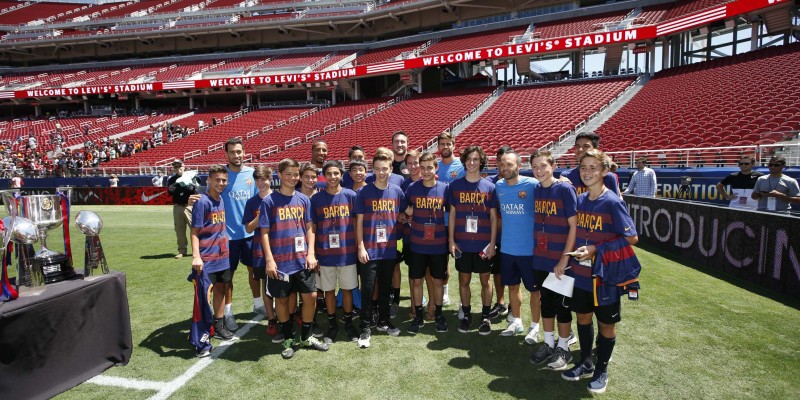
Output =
[
  {"x1": 227, "y1": 190, "x2": 251, "y2": 201},
  {"x1": 501, "y1": 203, "x2": 527, "y2": 215}
]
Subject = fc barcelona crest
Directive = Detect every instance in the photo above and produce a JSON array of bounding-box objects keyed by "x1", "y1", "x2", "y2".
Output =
[
  {"x1": 450, "y1": 170, "x2": 458, "y2": 178},
  {"x1": 518, "y1": 190, "x2": 527, "y2": 199}
]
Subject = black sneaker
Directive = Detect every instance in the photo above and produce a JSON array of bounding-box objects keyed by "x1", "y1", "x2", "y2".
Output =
[
  {"x1": 311, "y1": 321, "x2": 324, "y2": 338},
  {"x1": 324, "y1": 324, "x2": 339, "y2": 344},
  {"x1": 376, "y1": 321, "x2": 401, "y2": 336},
  {"x1": 530, "y1": 343, "x2": 554, "y2": 364},
  {"x1": 458, "y1": 315, "x2": 472, "y2": 333},
  {"x1": 344, "y1": 323, "x2": 360, "y2": 342},
  {"x1": 271, "y1": 331, "x2": 285, "y2": 344},
  {"x1": 213, "y1": 319, "x2": 234, "y2": 340},
  {"x1": 435, "y1": 316, "x2": 448, "y2": 333},
  {"x1": 488, "y1": 303, "x2": 508, "y2": 319},
  {"x1": 478, "y1": 318, "x2": 491, "y2": 335},
  {"x1": 548, "y1": 347, "x2": 573, "y2": 371},
  {"x1": 407, "y1": 318, "x2": 424, "y2": 335},
  {"x1": 561, "y1": 360, "x2": 594, "y2": 381}
]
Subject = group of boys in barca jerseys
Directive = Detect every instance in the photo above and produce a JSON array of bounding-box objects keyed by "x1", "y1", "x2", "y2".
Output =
[{"x1": 188, "y1": 132, "x2": 641, "y2": 394}]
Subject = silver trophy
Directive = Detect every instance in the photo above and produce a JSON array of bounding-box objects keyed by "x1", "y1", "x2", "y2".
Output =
[
  {"x1": 4, "y1": 216, "x2": 44, "y2": 288},
  {"x1": 76, "y1": 210, "x2": 108, "y2": 276},
  {"x1": 18, "y1": 193, "x2": 75, "y2": 284}
]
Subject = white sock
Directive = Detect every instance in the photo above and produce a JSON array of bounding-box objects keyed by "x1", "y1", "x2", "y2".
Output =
[
  {"x1": 544, "y1": 331, "x2": 555, "y2": 347},
  {"x1": 224, "y1": 303, "x2": 232, "y2": 316},
  {"x1": 513, "y1": 317, "x2": 522, "y2": 326},
  {"x1": 443, "y1": 284, "x2": 449, "y2": 295},
  {"x1": 530, "y1": 322, "x2": 539, "y2": 331},
  {"x1": 557, "y1": 336, "x2": 569, "y2": 351},
  {"x1": 253, "y1": 297, "x2": 264, "y2": 308}
]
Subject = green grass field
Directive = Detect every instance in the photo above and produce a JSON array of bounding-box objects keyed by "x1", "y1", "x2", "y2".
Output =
[{"x1": 31, "y1": 205, "x2": 800, "y2": 399}]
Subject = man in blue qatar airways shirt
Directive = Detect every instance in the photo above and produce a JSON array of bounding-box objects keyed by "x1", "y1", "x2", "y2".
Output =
[{"x1": 220, "y1": 137, "x2": 258, "y2": 329}]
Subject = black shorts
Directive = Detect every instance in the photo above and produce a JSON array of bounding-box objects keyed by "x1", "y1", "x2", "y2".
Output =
[
  {"x1": 207, "y1": 269, "x2": 233, "y2": 284},
  {"x1": 407, "y1": 252, "x2": 448, "y2": 280},
  {"x1": 252, "y1": 266, "x2": 266, "y2": 280},
  {"x1": 455, "y1": 252, "x2": 492, "y2": 274},
  {"x1": 571, "y1": 288, "x2": 621, "y2": 324},
  {"x1": 532, "y1": 270, "x2": 550, "y2": 291},
  {"x1": 228, "y1": 238, "x2": 253, "y2": 271},
  {"x1": 266, "y1": 269, "x2": 316, "y2": 298}
]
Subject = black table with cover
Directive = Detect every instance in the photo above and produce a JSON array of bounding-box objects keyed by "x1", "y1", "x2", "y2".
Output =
[{"x1": 0, "y1": 271, "x2": 132, "y2": 399}]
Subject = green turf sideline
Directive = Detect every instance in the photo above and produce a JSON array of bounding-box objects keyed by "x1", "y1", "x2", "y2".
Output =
[{"x1": 11, "y1": 205, "x2": 793, "y2": 400}]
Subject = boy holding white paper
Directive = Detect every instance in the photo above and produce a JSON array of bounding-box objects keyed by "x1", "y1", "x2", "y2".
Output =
[{"x1": 530, "y1": 151, "x2": 578, "y2": 369}]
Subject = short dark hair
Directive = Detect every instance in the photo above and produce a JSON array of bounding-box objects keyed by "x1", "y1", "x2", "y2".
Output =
[
  {"x1": 278, "y1": 158, "x2": 300, "y2": 173},
  {"x1": 208, "y1": 164, "x2": 228, "y2": 176},
  {"x1": 348, "y1": 145, "x2": 364, "y2": 159},
  {"x1": 496, "y1": 145, "x2": 513, "y2": 158},
  {"x1": 391, "y1": 131, "x2": 407, "y2": 142},
  {"x1": 311, "y1": 139, "x2": 327, "y2": 150},
  {"x1": 575, "y1": 132, "x2": 600, "y2": 149},
  {"x1": 224, "y1": 137, "x2": 243, "y2": 152},
  {"x1": 531, "y1": 150, "x2": 554, "y2": 166},
  {"x1": 348, "y1": 159, "x2": 367, "y2": 172},
  {"x1": 300, "y1": 163, "x2": 319, "y2": 176},
  {"x1": 437, "y1": 131, "x2": 454, "y2": 144},
  {"x1": 460, "y1": 145, "x2": 487, "y2": 170},
  {"x1": 322, "y1": 160, "x2": 344, "y2": 176},
  {"x1": 419, "y1": 152, "x2": 437, "y2": 164},
  {"x1": 769, "y1": 155, "x2": 786, "y2": 166},
  {"x1": 253, "y1": 165, "x2": 273, "y2": 179}
]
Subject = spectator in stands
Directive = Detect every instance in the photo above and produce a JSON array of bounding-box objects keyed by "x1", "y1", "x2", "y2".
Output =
[
  {"x1": 10, "y1": 172, "x2": 22, "y2": 188},
  {"x1": 109, "y1": 174, "x2": 119, "y2": 187},
  {"x1": 167, "y1": 159, "x2": 199, "y2": 259},
  {"x1": 716, "y1": 155, "x2": 763, "y2": 210},
  {"x1": 27, "y1": 134, "x2": 37, "y2": 151},
  {"x1": 391, "y1": 131, "x2": 409, "y2": 178},
  {"x1": 751, "y1": 155, "x2": 800, "y2": 212},
  {"x1": 310, "y1": 140, "x2": 329, "y2": 171},
  {"x1": 623, "y1": 157, "x2": 657, "y2": 197}
]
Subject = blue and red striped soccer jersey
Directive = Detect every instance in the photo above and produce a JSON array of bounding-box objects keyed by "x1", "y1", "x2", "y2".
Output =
[
  {"x1": 191, "y1": 193, "x2": 230, "y2": 274},
  {"x1": 532, "y1": 181, "x2": 577, "y2": 272},
  {"x1": 570, "y1": 189, "x2": 637, "y2": 292},
  {"x1": 353, "y1": 183, "x2": 406, "y2": 261},
  {"x1": 258, "y1": 191, "x2": 312, "y2": 275},
  {"x1": 405, "y1": 180, "x2": 449, "y2": 254},
  {"x1": 446, "y1": 177, "x2": 497, "y2": 253},
  {"x1": 311, "y1": 188, "x2": 358, "y2": 266}
]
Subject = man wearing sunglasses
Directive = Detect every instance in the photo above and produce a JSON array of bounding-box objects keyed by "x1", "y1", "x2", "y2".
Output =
[
  {"x1": 751, "y1": 155, "x2": 800, "y2": 212},
  {"x1": 716, "y1": 156, "x2": 763, "y2": 210}
]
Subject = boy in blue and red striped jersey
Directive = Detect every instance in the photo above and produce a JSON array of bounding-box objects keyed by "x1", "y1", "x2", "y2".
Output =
[
  {"x1": 260, "y1": 158, "x2": 329, "y2": 359},
  {"x1": 354, "y1": 151, "x2": 407, "y2": 348},
  {"x1": 191, "y1": 164, "x2": 233, "y2": 341},
  {"x1": 529, "y1": 150, "x2": 578, "y2": 369},
  {"x1": 310, "y1": 160, "x2": 360, "y2": 343},
  {"x1": 242, "y1": 165, "x2": 276, "y2": 335},
  {"x1": 561, "y1": 150, "x2": 639, "y2": 394},
  {"x1": 404, "y1": 151, "x2": 450, "y2": 334},
  {"x1": 446, "y1": 145, "x2": 497, "y2": 335}
]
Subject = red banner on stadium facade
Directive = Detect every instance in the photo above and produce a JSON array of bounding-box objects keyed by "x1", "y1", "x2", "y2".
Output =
[{"x1": 0, "y1": 0, "x2": 781, "y2": 100}]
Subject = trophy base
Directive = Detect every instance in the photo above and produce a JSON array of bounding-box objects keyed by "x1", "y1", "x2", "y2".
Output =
[{"x1": 32, "y1": 254, "x2": 76, "y2": 284}]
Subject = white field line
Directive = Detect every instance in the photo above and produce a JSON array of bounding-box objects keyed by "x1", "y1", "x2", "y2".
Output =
[{"x1": 86, "y1": 316, "x2": 264, "y2": 399}]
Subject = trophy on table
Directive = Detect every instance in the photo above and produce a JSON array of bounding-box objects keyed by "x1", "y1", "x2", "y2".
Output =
[
  {"x1": 1, "y1": 188, "x2": 77, "y2": 289},
  {"x1": 75, "y1": 210, "x2": 108, "y2": 277}
]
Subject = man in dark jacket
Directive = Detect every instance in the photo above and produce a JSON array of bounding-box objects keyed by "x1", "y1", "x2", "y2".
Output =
[{"x1": 168, "y1": 159, "x2": 198, "y2": 258}]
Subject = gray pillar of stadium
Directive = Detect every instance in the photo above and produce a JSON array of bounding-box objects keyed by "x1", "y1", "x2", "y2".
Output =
[
  {"x1": 246, "y1": 92, "x2": 251, "y2": 107},
  {"x1": 34, "y1": 105, "x2": 41, "y2": 117},
  {"x1": 662, "y1": 39, "x2": 669, "y2": 71},
  {"x1": 750, "y1": 22, "x2": 759, "y2": 51},
  {"x1": 306, "y1": 89, "x2": 312, "y2": 100},
  {"x1": 417, "y1": 72, "x2": 422, "y2": 93},
  {"x1": 572, "y1": 51, "x2": 583, "y2": 77},
  {"x1": 331, "y1": 88, "x2": 336, "y2": 105},
  {"x1": 83, "y1": 99, "x2": 89, "y2": 114},
  {"x1": 649, "y1": 47, "x2": 655, "y2": 77},
  {"x1": 354, "y1": 80, "x2": 360, "y2": 100},
  {"x1": 189, "y1": 97, "x2": 194, "y2": 109},
  {"x1": 134, "y1": 96, "x2": 140, "y2": 110}
]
